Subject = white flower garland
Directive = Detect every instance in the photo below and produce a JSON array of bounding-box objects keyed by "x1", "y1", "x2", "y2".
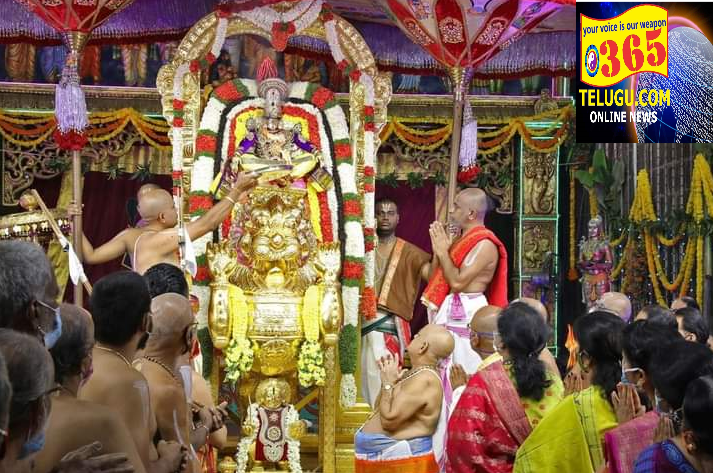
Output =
[
  {"x1": 284, "y1": 405, "x2": 303, "y2": 473},
  {"x1": 324, "y1": 15, "x2": 377, "y2": 408},
  {"x1": 235, "y1": 404, "x2": 258, "y2": 473},
  {"x1": 238, "y1": 0, "x2": 323, "y2": 34}
]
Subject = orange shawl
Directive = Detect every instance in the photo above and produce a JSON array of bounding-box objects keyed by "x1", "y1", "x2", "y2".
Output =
[{"x1": 422, "y1": 225, "x2": 508, "y2": 309}]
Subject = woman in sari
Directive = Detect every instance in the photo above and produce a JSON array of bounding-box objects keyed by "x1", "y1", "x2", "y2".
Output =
[
  {"x1": 633, "y1": 340, "x2": 713, "y2": 473},
  {"x1": 635, "y1": 375, "x2": 713, "y2": 473},
  {"x1": 604, "y1": 320, "x2": 681, "y2": 473},
  {"x1": 446, "y1": 302, "x2": 564, "y2": 473},
  {"x1": 514, "y1": 311, "x2": 625, "y2": 473}
]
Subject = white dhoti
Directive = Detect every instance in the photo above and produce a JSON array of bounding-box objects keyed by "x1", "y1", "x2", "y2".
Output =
[
  {"x1": 428, "y1": 292, "x2": 488, "y2": 471},
  {"x1": 360, "y1": 309, "x2": 410, "y2": 408}
]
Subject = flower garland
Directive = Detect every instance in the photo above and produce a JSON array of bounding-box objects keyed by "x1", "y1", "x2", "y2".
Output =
[
  {"x1": 623, "y1": 158, "x2": 713, "y2": 306},
  {"x1": 224, "y1": 285, "x2": 253, "y2": 383},
  {"x1": 284, "y1": 406, "x2": 303, "y2": 473},
  {"x1": 298, "y1": 285, "x2": 325, "y2": 387},
  {"x1": 238, "y1": 0, "x2": 323, "y2": 51},
  {"x1": 322, "y1": 6, "x2": 372, "y2": 408},
  {"x1": 235, "y1": 404, "x2": 259, "y2": 473},
  {"x1": 0, "y1": 108, "x2": 171, "y2": 150}
]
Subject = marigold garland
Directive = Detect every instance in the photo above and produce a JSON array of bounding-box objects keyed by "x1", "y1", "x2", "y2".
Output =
[
  {"x1": 0, "y1": 108, "x2": 171, "y2": 150},
  {"x1": 620, "y1": 157, "x2": 713, "y2": 307}
]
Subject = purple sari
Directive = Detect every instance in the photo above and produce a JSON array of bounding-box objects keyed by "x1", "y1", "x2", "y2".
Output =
[{"x1": 633, "y1": 440, "x2": 699, "y2": 473}]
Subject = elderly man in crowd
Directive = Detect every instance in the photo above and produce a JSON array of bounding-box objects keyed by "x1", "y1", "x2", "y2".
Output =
[
  {"x1": 357, "y1": 324, "x2": 454, "y2": 473},
  {"x1": 0, "y1": 241, "x2": 62, "y2": 346},
  {"x1": 33, "y1": 304, "x2": 148, "y2": 473}
]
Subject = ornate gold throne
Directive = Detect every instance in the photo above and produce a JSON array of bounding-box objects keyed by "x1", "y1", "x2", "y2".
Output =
[{"x1": 156, "y1": 2, "x2": 391, "y2": 472}]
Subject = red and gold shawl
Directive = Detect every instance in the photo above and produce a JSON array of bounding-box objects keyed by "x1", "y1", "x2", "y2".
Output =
[{"x1": 422, "y1": 226, "x2": 508, "y2": 309}]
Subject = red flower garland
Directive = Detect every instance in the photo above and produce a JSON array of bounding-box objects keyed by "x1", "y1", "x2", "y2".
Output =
[
  {"x1": 196, "y1": 134, "x2": 217, "y2": 154},
  {"x1": 54, "y1": 129, "x2": 88, "y2": 151},
  {"x1": 317, "y1": 191, "x2": 333, "y2": 243},
  {"x1": 343, "y1": 260, "x2": 365, "y2": 280},
  {"x1": 189, "y1": 195, "x2": 213, "y2": 214},
  {"x1": 311, "y1": 87, "x2": 335, "y2": 110},
  {"x1": 360, "y1": 287, "x2": 377, "y2": 320},
  {"x1": 343, "y1": 199, "x2": 361, "y2": 217},
  {"x1": 364, "y1": 227, "x2": 375, "y2": 252}
]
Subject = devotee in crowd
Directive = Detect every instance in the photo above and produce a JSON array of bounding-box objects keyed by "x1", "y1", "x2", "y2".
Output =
[
  {"x1": 634, "y1": 305, "x2": 678, "y2": 331},
  {"x1": 0, "y1": 330, "x2": 134, "y2": 473},
  {"x1": 71, "y1": 172, "x2": 257, "y2": 274},
  {"x1": 33, "y1": 304, "x2": 147, "y2": 473},
  {"x1": 671, "y1": 296, "x2": 700, "y2": 311},
  {"x1": 422, "y1": 188, "x2": 508, "y2": 464},
  {"x1": 673, "y1": 307, "x2": 710, "y2": 345},
  {"x1": 634, "y1": 357, "x2": 713, "y2": 472},
  {"x1": 648, "y1": 340, "x2": 713, "y2": 440},
  {"x1": 145, "y1": 263, "x2": 190, "y2": 300},
  {"x1": 594, "y1": 291, "x2": 633, "y2": 322},
  {"x1": 448, "y1": 304, "x2": 503, "y2": 407},
  {"x1": 362, "y1": 197, "x2": 431, "y2": 407},
  {"x1": 514, "y1": 311, "x2": 625, "y2": 473},
  {"x1": 512, "y1": 297, "x2": 562, "y2": 378},
  {"x1": 134, "y1": 294, "x2": 213, "y2": 473},
  {"x1": 143, "y1": 263, "x2": 229, "y2": 467},
  {"x1": 446, "y1": 302, "x2": 563, "y2": 473},
  {"x1": 602, "y1": 320, "x2": 682, "y2": 473},
  {"x1": 80, "y1": 272, "x2": 185, "y2": 473},
  {"x1": 356, "y1": 324, "x2": 454, "y2": 473},
  {"x1": 0, "y1": 241, "x2": 62, "y2": 346}
]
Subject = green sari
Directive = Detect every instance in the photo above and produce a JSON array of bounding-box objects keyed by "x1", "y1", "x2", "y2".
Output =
[{"x1": 513, "y1": 386, "x2": 618, "y2": 473}]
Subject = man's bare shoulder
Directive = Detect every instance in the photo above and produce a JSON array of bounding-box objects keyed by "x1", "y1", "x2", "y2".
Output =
[
  {"x1": 69, "y1": 398, "x2": 128, "y2": 429},
  {"x1": 85, "y1": 364, "x2": 148, "y2": 400}
]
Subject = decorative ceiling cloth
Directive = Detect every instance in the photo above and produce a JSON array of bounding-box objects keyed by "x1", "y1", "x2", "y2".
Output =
[{"x1": 0, "y1": 0, "x2": 575, "y2": 75}]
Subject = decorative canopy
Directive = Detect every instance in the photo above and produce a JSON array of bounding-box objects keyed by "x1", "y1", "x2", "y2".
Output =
[
  {"x1": 1, "y1": 0, "x2": 575, "y2": 77},
  {"x1": 14, "y1": 0, "x2": 136, "y2": 33},
  {"x1": 382, "y1": 0, "x2": 574, "y2": 71}
]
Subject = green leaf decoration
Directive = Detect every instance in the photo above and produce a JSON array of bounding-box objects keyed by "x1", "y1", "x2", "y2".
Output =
[{"x1": 406, "y1": 172, "x2": 424, "y2": 189}]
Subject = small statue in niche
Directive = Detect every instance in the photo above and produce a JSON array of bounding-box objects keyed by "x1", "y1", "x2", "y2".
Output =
[{"x1": 578, "y1": 216, "x2": 613, "y2": 307}]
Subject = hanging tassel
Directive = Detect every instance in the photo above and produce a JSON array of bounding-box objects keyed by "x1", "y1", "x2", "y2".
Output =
[
  {"x1": 457, "y1": 97, "x2": 480, "y2": 183},
  {"x1": 55, "y1": 52, "x2": 89, "y2": 134}
]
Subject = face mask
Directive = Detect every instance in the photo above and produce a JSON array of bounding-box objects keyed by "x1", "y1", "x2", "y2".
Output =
[
  {"x1": 36, "y1": 300, "x2": 62, "y2": 349},
  {"x1": 18, "y1": 427, "x2": 46, "y2": 459},
  {"x1": 43, "y1": 309, "x2": 62, "y2": 349},
  {"x1": 621, "y1": 367, "x2": 641, "y2": 386}
]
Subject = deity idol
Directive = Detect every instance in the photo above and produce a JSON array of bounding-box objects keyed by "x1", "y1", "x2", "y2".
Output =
[
  {"x1": 219, "y1": 57, "x2": 332, "y2": 192},
  {"x1": 578, "y1": 216, "x2": 613, "y2": 307},
  {"x1": 238, "y1": 377, "x2": 306, "y2": 473}
]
